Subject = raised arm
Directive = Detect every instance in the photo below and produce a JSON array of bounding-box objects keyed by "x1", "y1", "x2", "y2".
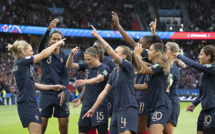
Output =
[
  {"x1": 111, "y1": 11, "x2": 137, "y2": 48},
  {"x1": 38, "y1": 18, "x2": 59, "y2": 53},
  {"x1": 66, "y1": 47, "x2": 80, "y2": 70},
  {"x1": 35, "y1": 83, "x2": 65, "y2": 91},
  {"x1": 82, "y1": 84, "x2": 112, "y2": 119},
  {"x1": 133, "y1": 44, "x2": 154, "y2": 75},
  {"x1": 176, "y1": 54, "x2": 214, "y2": 74},
  {"x1": 149, "y1": 18, "x2": 157, "y2": 36},
  {"x1": 91, "y1": 25, "x2": 122, "y2": 65},
  {"x1": 34, "y1": 38, "x2": 65, "y2": 63}
]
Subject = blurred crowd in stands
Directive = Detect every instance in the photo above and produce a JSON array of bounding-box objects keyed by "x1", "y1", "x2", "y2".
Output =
[
  {"x1": 1, "y1": 0, "x2": 214, "y2": 31},
  {"x1": 1, "y1": 0, "x2": 136, "y2": 30},
  {"x1": 186, "y1": 0, "x2": 215, "y2": 31}
]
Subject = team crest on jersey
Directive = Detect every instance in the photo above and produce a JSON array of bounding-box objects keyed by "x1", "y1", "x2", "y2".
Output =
[
  {"x1": 61, "y1": 58, "x2": 63, "y2": 63},
  {"x1": 35, "y1": 115, "x2": 39, "y2": 120},
  {"x1": 97, "y1": 71, "x2": 100, "y2": 76}
]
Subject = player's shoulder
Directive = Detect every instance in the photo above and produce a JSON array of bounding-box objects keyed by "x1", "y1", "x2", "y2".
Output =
[{"x1": 100, "y1": 63, "x2": 110, "y2": 70}]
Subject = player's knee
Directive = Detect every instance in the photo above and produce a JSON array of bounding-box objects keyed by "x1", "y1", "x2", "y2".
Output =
[{"x1": 59, "y1": 125, "x2": 68, "y2": 134}]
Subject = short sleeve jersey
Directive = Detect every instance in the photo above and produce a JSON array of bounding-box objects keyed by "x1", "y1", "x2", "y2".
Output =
[
  {"x1": 12, "y1": 56, "x2": 35, "y2": 102},
  {"x1": 147, "y1": 63, "x2": 172, "y2": 111},
  {"x1": 78, "y1": 63, "x2": 110, "y2": 107},
  {"x1": 108, "y1": 59, "x2": 139, "y2": 112},
  {"x1": 40, "y1": 51, "x2": 69, "y2": 95}
]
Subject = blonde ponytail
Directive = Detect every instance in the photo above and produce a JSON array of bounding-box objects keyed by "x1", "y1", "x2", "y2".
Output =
[
  {"x1": 8, "y1": 40, "x2": 29, "y2": 60},
  {"x1": 166, "y1": 42, "x2": 186, "y2": 68},
  {"x1": 175, "y1": 49, "x2": 186, "y2": 68}
]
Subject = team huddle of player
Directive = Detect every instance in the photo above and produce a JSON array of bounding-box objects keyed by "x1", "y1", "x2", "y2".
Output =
[{"x1": 8, "y1": 11, "x2": 215, "y2": 134}]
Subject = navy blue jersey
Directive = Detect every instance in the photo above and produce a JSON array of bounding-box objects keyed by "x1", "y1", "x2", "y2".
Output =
[
  {"x1": 178, "y1": 55, "x2": 215, "y2": 110},
  {"x1": 147, "y1": 63, "x2": 172, "y2": 111},
  {"x1": 38, "y1": 29, "x2": 69, "y2": 94},
  {"x1": 135, "y1": 73, "x2": 147, "y2": 96},
  {"x1": 102, "y1": 57, "x2": 116, "y2": 73},
  {"x1": 12, "y1": 56, "x2": 36, "y2": 102},
  {"x1": 192, "y1": 95, "x2": 201, "y2": 107},
  {"x1": 169, "y1": 63, "x2": 180, "y2": 103},
  {"x1": 108, "y1": 59, "x2": 139, "y2": 112},
  {"x1": 78, "y1": 63, "x2": 110, "y2": 107},
  {"x1": 40, "y1": 51, "x2": 69, "y2": 95}
]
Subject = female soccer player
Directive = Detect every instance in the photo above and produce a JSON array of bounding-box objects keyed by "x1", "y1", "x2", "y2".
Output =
[
  {"x1": 37, "y1": 18, "x2": 70, "y2": 134},
  {"x1": 163, "y1": 42, "x2": 186, "y2": 134},
  {"x1": 132, "y1": 42, "x2": 172, "y2": 134},
  {"x1": 71, "y1": 41, "x2": 116, "y2": 134},
  {"x1": 175, "y1": 45, "x2": 215, "y2": 134},
  {"x1": 112, "y1": 12, "x2": 162, "y2": 134},
  {"x1": 8, "y1": 39, "x2": 65, "y2": 134},
  {"x1": 66, "y1": 46, "x2": 110, "y2": 134}
]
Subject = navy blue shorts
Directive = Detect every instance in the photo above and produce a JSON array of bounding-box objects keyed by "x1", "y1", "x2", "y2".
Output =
[
  {"x1": 202, "y1": 108, "x2": 215, "y2": 130},
  {"x1": 107, "y1": 96, "x2": 114, "y2": 117},
  {"x1": 147, "y1": 105, "x2": 172, "y2": 128},
  {"x1": 110, "y1": 107, "x2": 138, "y2": 134},
  {"x1": 17, "y1": 100, "x2": 42, "y2": 128},
  {"x1": 78, "y1": 105, "x2": 108, "y2": 128},
  {"x1": 136, "y1": 94, "x2": 147, "y2": 116},
  {"x1": 39, "y1": 94, "x2": 70, "y2": 118},
  {"x1": 167, "y1": 101, "x2": 180, "y2": 127}
]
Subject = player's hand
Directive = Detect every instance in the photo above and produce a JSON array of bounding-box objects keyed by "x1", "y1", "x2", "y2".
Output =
[
  {"x1": 55, "y1": 38, "x2": 66, "y2": 46},
  {"x1": 52, "y1": 85, "x2": 66, "y2": 91},
  {"x1": 149, "y1": 18, "x2": 157, "y2": 32},
  {"x1": 71, "y1": 46, "x2": 79, "y2": 55},
  {"x1": 111, "y1": 11, "x2": 120, "y2": 27},
  {"x1": 75, "y1": 80, "x2": 86, "y2": 86},
  {"x1": 91, "y1": 25, "x2": 99, "y2": 38},
  {"x1": 134, "y1": 43, "x2": 143, "y2": 56},
  {"x1": 72, "y1": 98, "x2": 81, "y2": 108},
  {"x1": 186, "y1": 104, "x2": 195, "y2": 112},
  {"x1": 58, "y1": 91, "x2": 65, "y2": 107},
  {"x1": 48, "y1": 18, "x2": 59, "y2": 31},
  {"x1": 82, "y1": 109, "x2": 95, "y2": 119},
  {"x1": 174, "y1": 51, "x2": 181, "y2": 57}
]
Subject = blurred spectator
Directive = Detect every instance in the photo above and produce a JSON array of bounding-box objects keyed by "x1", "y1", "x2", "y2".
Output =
[
  {"x1": 1, "y1": 0, "x2": 136, "y2": 30},
  {"x1": 186, "y1": 0, "x2": 215, "y2": 31}
]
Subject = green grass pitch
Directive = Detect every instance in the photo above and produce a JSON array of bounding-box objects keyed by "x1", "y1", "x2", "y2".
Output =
[{"x1": 0, "y1": 102, "x2": 201, "y2": 134}]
